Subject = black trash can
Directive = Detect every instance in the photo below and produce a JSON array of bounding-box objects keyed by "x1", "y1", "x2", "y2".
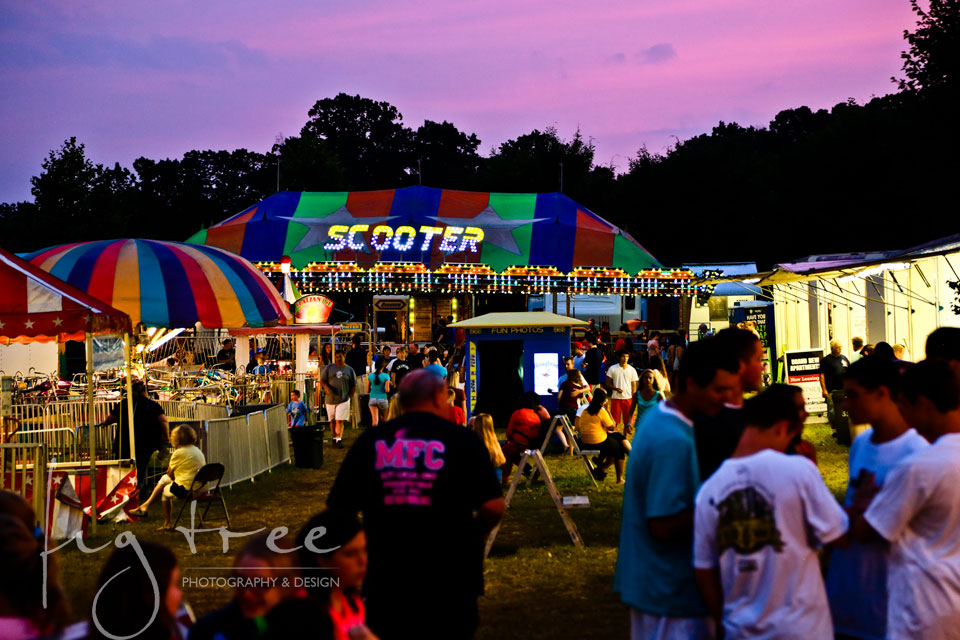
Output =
[
  {"x1": 290, "y1": 426, "x2": 324, "y2": 468},
  {"x1": 830, "y1": 390, "x2": 851, "y2": 446}
]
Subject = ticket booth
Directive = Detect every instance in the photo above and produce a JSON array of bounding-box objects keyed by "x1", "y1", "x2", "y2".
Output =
[{"x1": 451, "y1": 312, "x2": 587, "y2": 429}]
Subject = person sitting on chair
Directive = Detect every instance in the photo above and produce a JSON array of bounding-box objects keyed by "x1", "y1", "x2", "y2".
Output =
[
  {"x1": 576, "y1": 388, "x2": 630, "y2": 484},
  {"x1": 501, "y1": 392, "x2": 550, "y2": 486},
  {"x1": 130, "y1": 424, "x2": 206, "y2": 530}
]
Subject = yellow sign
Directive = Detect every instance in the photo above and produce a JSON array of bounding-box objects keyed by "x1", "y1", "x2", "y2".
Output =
[
  {"x1": 293, "y1": 295, "x2": 334, "y2": 324},
  {"x1": 469, "y1": 341, "x2": 478, "y2": 413}
]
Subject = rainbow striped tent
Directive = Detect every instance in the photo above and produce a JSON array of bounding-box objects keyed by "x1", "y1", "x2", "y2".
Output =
[
  {"x1": 186, "y1": 186, "x2": 659, "y2": 272},
  {"x1": 21, "y1": 240, "x2": 293, "y2": 329}
]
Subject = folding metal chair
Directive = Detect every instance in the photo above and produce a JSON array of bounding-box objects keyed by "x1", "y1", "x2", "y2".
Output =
[{"x1": 172, "y1": 462, "x2": 231, "y2": 529}]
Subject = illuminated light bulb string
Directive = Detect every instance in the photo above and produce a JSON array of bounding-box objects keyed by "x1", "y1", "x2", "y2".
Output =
[{"x1": 257, "y1": 261, "x2": 701, "y2": 297}]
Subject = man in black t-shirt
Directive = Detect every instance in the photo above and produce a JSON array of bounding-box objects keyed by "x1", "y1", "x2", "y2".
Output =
[
  {"x1": 388, "y1": 346, "x2": 412, "y2": 391},
  {"x1": 216, "y1": 339, "x2": 236, "y2": 370},
  {"x1": 98, "y1": 381, "x2": 170, "y2": 488},
  {"x1": 407, "y1": 343, "x2": 425, "y2": 369},
  {"x1": 582, "y1": 333, "x2": 604, "y2": 387},
  {"x1": 694, "y1": 328, "x2": 764, "y2": 482},
  {"x1": 345, "y1": 334, "x2": 368, "y2": 375},
  {"x1": 820, "y1": 340, "x2": 850, "y2": 438},
  {"x1": 327, "y1": 370, "x2": 504, "y2": 640}
]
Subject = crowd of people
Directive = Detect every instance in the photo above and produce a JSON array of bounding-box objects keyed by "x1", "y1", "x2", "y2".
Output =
[
  {"x1": 617, "y1": 326, "x2": 960, "y2": 640},
  {"x1": 6, "y1": 317, "x2": 960, "y2": 640}
]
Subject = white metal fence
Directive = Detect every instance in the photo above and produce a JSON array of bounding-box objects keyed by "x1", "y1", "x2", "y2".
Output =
[
  {"x1": 5, "y1": 400, "x2": 289, "y2": 487},
  {"x1": 157, "y1": 400, "x2": 230, "y2": 421},
  {"x1": 203, "y1": 405, "x2": 290, "y2": 487}
]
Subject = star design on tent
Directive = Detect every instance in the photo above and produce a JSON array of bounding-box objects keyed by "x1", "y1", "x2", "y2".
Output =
[
  {"x1": 24, "y1": 319, "x2": 34, "y2": 329},
  {"x1": 280, "y1": 207, "x2": 399, "y2": 254},
  {"x1": 0, "y1": 320, "x2": 5, "y2": 330},
  {"x1": 53, "y1": 317, "x2": 63, "y2": 327},
  {"x1": 429, "y1": 206, "x2": 549, "y2": 255}
]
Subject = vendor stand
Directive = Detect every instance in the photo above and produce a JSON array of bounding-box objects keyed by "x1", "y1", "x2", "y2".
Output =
[
  {"x1": 450, "y1": 311, "x2": 587, "y2": 427},
  {"x1": 0, "y1": 247, "x2": 133, "y2": 535}
]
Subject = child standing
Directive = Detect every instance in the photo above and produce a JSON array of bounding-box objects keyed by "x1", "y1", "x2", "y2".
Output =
[{"x1": 287, "y1": 390, "x2": 308, "y2": 427}]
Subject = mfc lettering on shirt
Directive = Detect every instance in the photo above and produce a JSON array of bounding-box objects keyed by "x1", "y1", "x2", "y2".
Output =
[
  {"x1": 864, "y1": 433, "x2": 960, "y2": 640},
  {"x1": 326, "y1": 412, "x2": 501, "y2": 635},
  {"x1": 694, "y1": 450, "x2": 848, "y2": 640},
  {"x1": 825, "y1": 427, "x2": 928, "y2": 640}
]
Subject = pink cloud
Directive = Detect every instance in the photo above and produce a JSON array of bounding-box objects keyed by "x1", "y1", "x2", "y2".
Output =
[{"x1": 0, "y1": 0, "x2": 918, "y2": 201}]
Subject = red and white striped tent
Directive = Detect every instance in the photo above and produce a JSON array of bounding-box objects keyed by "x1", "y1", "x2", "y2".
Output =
[
  {"x1": 0, "y1": 246, "x2": 131, "y2": 344},
  {"x1": 1, "y1": 246, "x2": 134, "y2": 537}
]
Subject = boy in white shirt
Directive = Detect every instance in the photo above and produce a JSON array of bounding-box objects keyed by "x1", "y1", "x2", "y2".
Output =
[
  {"x1": 694, "y1": 384, "x2": 848, "y2": 639},
  {"x1": 825, "y1": 356, "x2": 928, "y2": 639},
  {"x1": 850, "y1": 359, "x2": 960, "y2": 639},
  {"x1": 605, "y1": 351, "x2": 639, "y2": 433}
]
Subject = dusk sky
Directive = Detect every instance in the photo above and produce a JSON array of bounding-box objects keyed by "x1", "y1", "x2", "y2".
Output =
[{"x1": 0, "y1": 0, "x2": 916, "y2": 204}]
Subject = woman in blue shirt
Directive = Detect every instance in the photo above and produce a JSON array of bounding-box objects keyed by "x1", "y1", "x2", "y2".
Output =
[{"x1": 365, "y1": 358, "x2": 393, "y2": 426}]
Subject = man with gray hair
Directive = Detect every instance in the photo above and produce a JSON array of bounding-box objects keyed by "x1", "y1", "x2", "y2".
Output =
[
  {"x1": 820, "y1": 340, "x2": 850, "y2": 442},
  {"x1": 327, "y1": 369, "x2": 504, "y2": 639}
]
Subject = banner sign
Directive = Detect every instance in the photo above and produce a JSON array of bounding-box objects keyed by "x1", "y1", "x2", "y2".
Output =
[
  {"x1": 293, "y1": 295, "x2": 334, "y2": 324},
  {"x1": 731, "y1": 304, "x2": 777, "y2": 386},
  {"x1": 785, "y1": 349, "x2": 827, "y2": 413},
  {"x1": 468, "y1": 341, "x2": 478, "y2": 414},
  {"x1": 92, "y1": 335, "x2": 125, "y2": 372}
]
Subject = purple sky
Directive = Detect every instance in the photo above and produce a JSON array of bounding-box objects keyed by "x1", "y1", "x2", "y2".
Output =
[{"x1": 0, "y1": 0, "x2": 916, "y2": 203}]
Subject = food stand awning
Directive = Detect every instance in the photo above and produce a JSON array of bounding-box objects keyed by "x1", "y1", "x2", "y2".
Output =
[
  {"x1": 0, "y1": 246, "x2": 131, "y2": 344},
  {"x1": 450, "y1": 311, "x2": 588, "y2": 329},
  {"x1": 185, "y1": 186, "x2": 661, "y2": 273}
]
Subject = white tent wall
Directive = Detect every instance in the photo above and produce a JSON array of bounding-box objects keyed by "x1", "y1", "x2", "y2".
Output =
[
  {"x1": 768, "y1": 251, "x2": 960, "y2": 364},
  {"x1": 0, "y1": 342, "x2": 58, "y2": 376}
]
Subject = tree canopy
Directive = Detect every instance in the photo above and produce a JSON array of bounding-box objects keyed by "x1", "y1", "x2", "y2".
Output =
[{"x1": 2, "y1": 1, "x2": 957, "y2": 268}]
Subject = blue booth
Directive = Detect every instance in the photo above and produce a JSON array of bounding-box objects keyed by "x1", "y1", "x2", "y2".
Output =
[{"x1": 451, "y1": 312, "x2": 587, "y2": 424}]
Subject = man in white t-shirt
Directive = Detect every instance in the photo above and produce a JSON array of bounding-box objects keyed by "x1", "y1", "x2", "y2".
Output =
[
  {"x1": 694, "y1": 384, "x2": 849, "y2": 639},
  {"x1": 605, "y1": 351, "x2": 639, "y2": 433},
  {"x1": 825, "y1": 356, "x2": 928, "y2": 639},
  {"x1": 850, "y1": 359, "x2": 960, "y2": 639}
]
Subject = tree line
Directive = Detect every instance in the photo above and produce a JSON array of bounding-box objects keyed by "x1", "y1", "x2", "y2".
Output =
[{"x1": 1, "y1": 0, "x2": 956, "y2": 269}]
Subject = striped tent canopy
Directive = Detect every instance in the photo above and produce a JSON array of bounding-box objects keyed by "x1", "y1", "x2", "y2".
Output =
[
  {"x1": 186, "y1": 186, "x2": 660, "y2": 272},
  {"x1": 21, "y1": 240, "x2": 293, "y2": 329},
  {"x1": 0, "y1": 246, "x2": 131, "y2": 345}
]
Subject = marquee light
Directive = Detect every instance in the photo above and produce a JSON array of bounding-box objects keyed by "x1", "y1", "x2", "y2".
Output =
[
  {"x1": 393, "y1": 226, "x2": 417, "y2": 251},
  {"x1": 439, "y1": 226, "x2": 465, "y2": 252},
  {"x1": 419, "y1": 226, "x2": 444, "y2": 251},
  {"x1": 322, "y1": 224, "x2": 485, "y2": 254},
  {"x1": 370, "y1": 225, "x2": 394, "y2": 251}
]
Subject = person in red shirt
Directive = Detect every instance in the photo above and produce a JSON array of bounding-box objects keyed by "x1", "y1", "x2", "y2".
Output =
[
  {"x1": 448, "y1": 388, "x2": 466, "y2": 426},
  {"x1": 501, "y1": 392, "x2": 549, "y2": 486}
]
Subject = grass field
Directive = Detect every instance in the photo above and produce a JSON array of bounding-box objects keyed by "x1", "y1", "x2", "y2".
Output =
[{"x1": 55, "y1": 420, "x2": 849, "y2": 638}]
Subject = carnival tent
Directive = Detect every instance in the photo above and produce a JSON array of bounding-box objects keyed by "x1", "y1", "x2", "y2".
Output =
[
  {"x1": 21, "y1": 239, "x2": 293, "y2": 329},
  {"x1": 185, "y1": 186, "x2": 660, "y2": 272},
  {"x1": 0, "y1": 246, "x2": 131, "y2": 344},
  {"x1": 1, "y1": 246, "x2": 137, "y2": 534}
]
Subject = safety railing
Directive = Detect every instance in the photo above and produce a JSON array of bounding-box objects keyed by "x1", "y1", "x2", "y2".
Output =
[
  {"x1": 8, "y1": 400, "x2": 115, "y2": 432},
  {"x1": 202, "y1": 404, "x2": 290, "y2": 487},
  {"x1": 0, "y1": 443, "x2": 48, "y2": 527}
]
